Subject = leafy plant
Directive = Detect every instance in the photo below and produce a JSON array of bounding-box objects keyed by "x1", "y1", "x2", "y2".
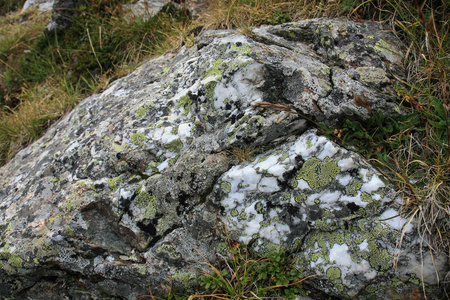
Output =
[{"x1": 195, "y1": 240, "x2": 307, "y2": 299}]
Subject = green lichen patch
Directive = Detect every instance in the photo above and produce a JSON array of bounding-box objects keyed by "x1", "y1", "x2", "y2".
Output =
[
  {"x1": 131, "y1": 133, "x2": 146, "y2": 146},
  {"x1": 164, "y1": 138, "x2": 183, "y2": 153},
  {"x1": 202, "y1": 59, "x2": 224, "y2": 80},
  {"x1": 204, "y1": 81, "x2": 217, "y2": 99},
  {"x1": 135, "y1": 192, "x2": 157, "y2": 219},
  {"x1": 232, "y1": 43, "x2": 253, "y2": 56},
  {"x1": 346, "y1": 180, "x2": 362, "y2": 196},
  {"x1": 135, "y1": 106, "x2": 150, "y2": 118},
  {"x1": 108, "y1": 176, "x2": 123, "y2": 190},
  {"x1": 112, "y1": 142, "x2": 129, "y2": 152},
  {"x1": 177, "y1": 94, "x2": 192, "y2": 116},
  {"x1": 326, "y1": 266, "x2": 341, "y2": 281},
  {"x1": 221, "y1": 181, "x2": 231, "y2": 193},
  {"x1": 295, "y1": 157, "x2": 341, "y2": 189},
  {"x1": 368, "y1": 241, "x2": 391, "y2": 271}
]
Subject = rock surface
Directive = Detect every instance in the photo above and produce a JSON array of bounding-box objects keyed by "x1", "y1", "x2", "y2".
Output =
[{"x1": 0, "y1": 18, "x2": 447, "y2": 299}]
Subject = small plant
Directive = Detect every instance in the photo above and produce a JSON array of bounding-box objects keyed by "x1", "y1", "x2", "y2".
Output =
[
  {"x1": 197, "y1": 241, "x2": 307, "y2": 299},
  {"x1": 228, "y1": 145, "x2": 256, "y2": 163}
]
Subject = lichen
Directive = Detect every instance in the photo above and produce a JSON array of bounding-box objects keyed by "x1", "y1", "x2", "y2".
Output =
[
  {"x1": 135, "y1": 192, "x2": 157, "y2": 219},
  {"x1": 7, "y1": 253, "x2": 23, "y2": 268},
  {"x1": 221, "y1": 181, "x2": 231, "y2": 193},
  {"x1": 173, "y1": 270, "x2": 197, "y2": 288},
  {"x1": 131, "y1": 133, "x2": 146, "y2": 146},
  {"x1": 135, "y1": 106, "x2": 149, "y2": 118},
  {"x1": 164, "y1": 139, "x2": 183, "y2": 153},
  {"x1": 202, "y1": 59, "x2": 224, "y2": 80},
  {"x1": 205, "y1": 81, "x2": 217, "y2": 99},
  {"x1": 156, "y1": 244, "x2": 180, "y2": 259},
  {"x1": 232, "y1": 43, "x2": 252, "y2": 56},
  {"x1": 295, "y1": 157, "x2": 341, "y2": 189},
  {"x1": 109, "y1": 176, "x2": 123, "y2": 191},
  {"x1": 346, "y1": 180, "x2": 362, "y2": 197},
  {"x1": 368, "y1": 241, "x2": 391, "y2": 271},
  {"x1": 177, "y1": 95, "x2": 192, "y2": 116},
  {"x1": 326, "y1": 266, "x2": 341, "y2": 281}
]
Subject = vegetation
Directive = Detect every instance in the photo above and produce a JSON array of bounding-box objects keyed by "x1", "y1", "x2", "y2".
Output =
[{"x1": 0, "y1": 0, "x2": 448, "y2": 298}]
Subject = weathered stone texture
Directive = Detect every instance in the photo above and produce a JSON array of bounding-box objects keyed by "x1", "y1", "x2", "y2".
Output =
[{"x1": 0, "y1": 19, "x2": 447, "y2": 299}]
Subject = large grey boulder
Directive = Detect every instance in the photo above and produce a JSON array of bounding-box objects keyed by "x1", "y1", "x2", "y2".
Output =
[{"x1": 0, "y1": 19, "x2": 447, "y2": 299}]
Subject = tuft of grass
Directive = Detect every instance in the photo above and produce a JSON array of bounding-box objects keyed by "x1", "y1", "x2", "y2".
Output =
[{"x1": 197, "y1": 0, "x2": 345, "y2": 30}]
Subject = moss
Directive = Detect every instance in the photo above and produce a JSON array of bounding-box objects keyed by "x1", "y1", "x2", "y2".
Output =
[
  {"x1": 108, "y1": 176, "x2": 123, "y2": 190},
  {"x1": 135, "y1": 192, "x2": 157, "y2": 219},
  {"x1": 135, "y1": 106, "x2": 150, "y2": 118},
  {"x1": 164, "y1": 138, "x2": 183, "y2": 153},
  {"x1": 295, "y1": 157, "x2": 341, "y2": 189},
  {"x1": 202, "y1": 59, "x2": 224, "y2": 80},
  {"x1": 178, "y1": 94, "x2": 192, "y2": 116},
  {"x1": 131, "y1": 133, "x2": 146, "y2": 146}
]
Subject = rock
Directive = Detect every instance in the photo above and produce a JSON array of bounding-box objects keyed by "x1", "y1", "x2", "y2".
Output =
[
  {"x1": 46, "y1": 0, "x2": 85, "y2": 34},
  {"x1": 0, "y1": 18, "x2": 447, "y2": 299},
  {"x1": 122, "y1": 0, "x2": 171, "y2": 22},
  {"x1": 21, "y1": 0, "x2": 54, "y2": 13}
]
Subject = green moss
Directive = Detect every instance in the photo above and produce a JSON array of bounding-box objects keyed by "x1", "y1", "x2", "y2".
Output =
[
  {"x1": 135, "y1": 106, "x2": 150, "y2": 118},
  {"x1": 135, "y1": 192, "x2": 157, "y2": 219},
  {"x1": 202, "y1": 59, "x2": 224, "y2": 80},
  {"x1": 164, "y1": 138, "x2": 183, "y2": 153},
  {"x1": 109, "y1": 176, "x2": 123, "y2": 190},
  {"x1": 178, "y1": 94, "x2": 192, "y2": 116},
  {"x1": 136, "y1": 265, "x2": 146, "y2": 275},
  {"x1": 131, "y1": 133, "x2": 146, "y2": 147},
  {"x1": 295, "y1": 157, "x2": 341, "y2": 189}
]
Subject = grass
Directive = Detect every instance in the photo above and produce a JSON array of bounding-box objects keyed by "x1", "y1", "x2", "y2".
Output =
[{"x1": 0, "y1": 0, "x2": 449, "y2": 297}]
